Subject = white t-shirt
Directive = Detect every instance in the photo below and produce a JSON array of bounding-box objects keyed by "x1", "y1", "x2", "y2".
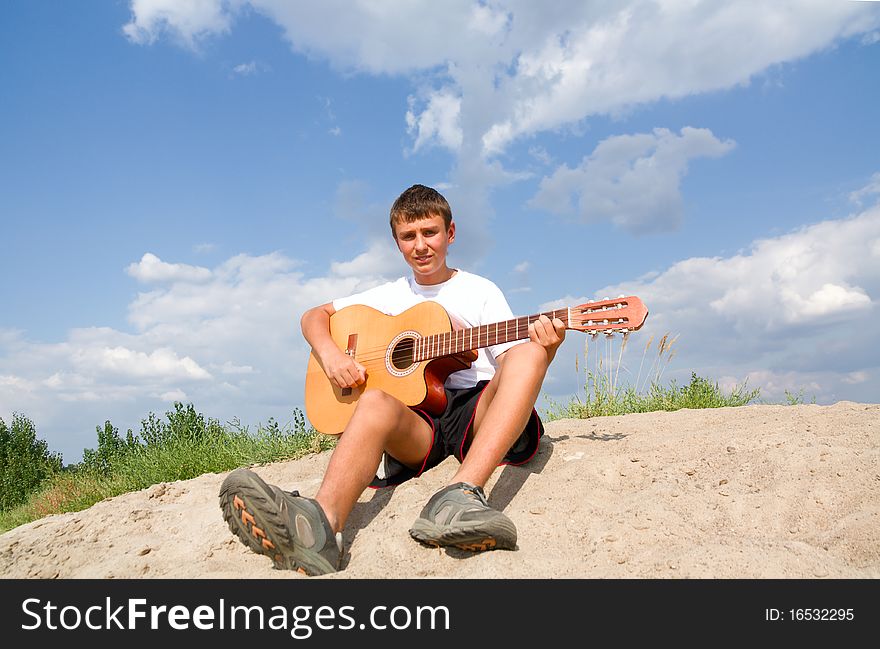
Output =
[{"x1": 331, "y1": 270, "x2": 524, "y2": 389}]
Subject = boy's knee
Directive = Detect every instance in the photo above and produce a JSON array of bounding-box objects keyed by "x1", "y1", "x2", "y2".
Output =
[
  {"x1": 345, "y1": 390, "x2": 404, "y2": 441},
  {"x1": 508, "y1": 341, "x2": 550, "y2": 367},
  {"x1": 356, "y1": 389, "x2": 401, "y2": 414}
]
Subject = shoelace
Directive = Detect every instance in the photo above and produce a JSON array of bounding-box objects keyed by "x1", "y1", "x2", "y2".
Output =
[{"x1": 460, "y1": 484, "x2": 489, "y2": 507}]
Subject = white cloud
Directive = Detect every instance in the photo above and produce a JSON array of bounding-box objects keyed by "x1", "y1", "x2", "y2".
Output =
[
  {"x1": 406, "y1": 89, "x2": 463, "y2": 153},
  {"x1": 0, "y1": 374, "x2": 35, "y2": 391},
  {"x1": 329, "y1": 239, "x2": 408, "y2": 279},
  {"x1": 192, "y1": 242, "x2": 217, "y2": 254},
  {"x1": 479, "y1": 2, "x2": 879, "y2": 154},
  {"x1": 247, "y1": 0, "x2": 471, "y2": 74},
  {"x1": 72, "y1": 346, "x2": 212, "y2": 381},
  {"x1": 701, "y1": 211, "x2": 878, "y2": 329},
  {"x1": 507, "y1": 260, "x2": 532, "y2": 294},
  {"x1": 212, "y1": 361, "x2": 254, "y2": 375},
  {"x1": 122, "y1": 0, "x2": 240, "y2": 48},
  {"x1": 529, "y1": 127, "x2": 735, "y2": 234},
  {"x1": 850, "y1": 171, "x2": 880, "y2": 207},
  {"x1": 739, "y1": 370, "x2": 822, "y2": 400},
  {"x1": 765, "y1": 282, "x2": 871, "y2": 321},
  {"x1": 0, "y1": 245, "x2": 407, "y2": 462},
  {"x1": 528, "y1": 146, "x2": 553, "y2": 166},
  {"x1": 843, "y1": 371, "x2": 869, "y2": 385},
  {"x1": 123, "y1": 0, "x2": 880, "y2": 262},
  {"x1": 126, "y1": 253, "x2": 212, "y2": 284},
  {"x1": 542, "y1": 201, "x2": 880, "y2": 402},
  {"x1": 160, "y1": 389, "x2": 188, "y2": 402},
  {"x1": 125, "y1": 1, "x2": 879, "y2": 156},
  {"x1": 231, "y1": 61, "x2": 260, "y2": 76},
  {"x1": 317, "y1": 95, "x2": 343, "y2": 136}
]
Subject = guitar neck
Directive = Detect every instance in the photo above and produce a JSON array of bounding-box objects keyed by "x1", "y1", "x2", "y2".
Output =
[{"x1": 414, "y1": 308, "x2": 571, "y2": 362}]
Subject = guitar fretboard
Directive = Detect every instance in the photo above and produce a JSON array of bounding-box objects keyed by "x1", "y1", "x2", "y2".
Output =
[{"x1": 413, "y1": 308, "x2": 570, "y2": 361}]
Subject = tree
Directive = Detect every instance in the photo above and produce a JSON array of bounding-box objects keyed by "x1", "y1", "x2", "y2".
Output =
[
  {"x1": 81, "y1": 420, "x2": 140, "y2": 475},
  {"x1": 0, "y1": 413, "x2": 63, "y2": 510}
]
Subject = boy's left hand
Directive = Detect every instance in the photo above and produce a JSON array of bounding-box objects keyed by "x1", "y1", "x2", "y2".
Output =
[{"x1": 528, "y1": 314, "x2": 566, "y2": 362}]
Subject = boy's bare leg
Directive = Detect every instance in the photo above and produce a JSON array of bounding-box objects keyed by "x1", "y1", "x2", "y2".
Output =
[
  {"x1": 409, "y1": 340, "x2": 556, "y2": 552},
  {"x1": 451, "y1": 341, "x2": 550, "y2": 488},
  {"x1": 315, "y1": 389, "x2": 434, "y2": 533},
  {"x1": 408, "y1": 345, "x2": 548, "y2": 551}
]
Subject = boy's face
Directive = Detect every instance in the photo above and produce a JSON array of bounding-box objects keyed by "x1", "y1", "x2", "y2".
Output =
[{"x1": 393, "y1": 213, "x2": 455, "y2": 284}]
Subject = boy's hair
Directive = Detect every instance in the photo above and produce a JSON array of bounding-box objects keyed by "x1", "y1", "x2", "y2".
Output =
[{"x1": 389, "y1": 184, "x2": 452, "y2": 236}]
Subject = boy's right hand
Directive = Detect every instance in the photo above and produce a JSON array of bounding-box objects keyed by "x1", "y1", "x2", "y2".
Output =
[{"x1": 321, "y1": 348, "x2": 367, "y2": 389}]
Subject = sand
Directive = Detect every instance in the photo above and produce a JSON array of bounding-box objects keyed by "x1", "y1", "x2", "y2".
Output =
[{"x1": 1, "y1": 402, "x2": 877, "y2": 579}]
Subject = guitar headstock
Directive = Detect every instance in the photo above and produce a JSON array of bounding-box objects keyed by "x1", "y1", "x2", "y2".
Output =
[{"x1": 568, "y1": 295, "x2": 648, "y2": 335}]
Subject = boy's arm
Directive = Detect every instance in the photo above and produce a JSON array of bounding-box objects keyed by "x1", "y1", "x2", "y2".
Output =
[{"x1": 301, "y1": 303, "x2": 367, "y2": 388}]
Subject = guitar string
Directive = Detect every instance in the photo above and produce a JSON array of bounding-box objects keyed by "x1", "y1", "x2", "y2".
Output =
[
  {"x1": 319, "y1": 302, "x2": 640, "y2": 387},
  {"x1": 336, "y1": 330, "x2": 632, "y2": 376},
  {"x1": 322, "y1": 302, "x2": 634, "y2": 364},
  {"x1": 333, "y1": 310, "x2": 574, "y2": 363},
  {"x1": 331, "y1": 312, "x2": 632, "y2": 363},
  {"x1": 342, "y1": 324, "x2": 540, "y2": 365},
  {"x1": 337, "y1": 320, "x2": 629, "y2": 365}
]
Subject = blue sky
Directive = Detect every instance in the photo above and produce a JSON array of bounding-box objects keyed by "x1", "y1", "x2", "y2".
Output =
[{"x1": 2, "y1": 1, "x2": 879, "y2": 463}]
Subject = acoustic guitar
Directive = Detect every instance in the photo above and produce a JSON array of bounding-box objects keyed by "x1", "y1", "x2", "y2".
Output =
[{"x1": 304, "y1": 296, "x2": 648, "y2": 434}]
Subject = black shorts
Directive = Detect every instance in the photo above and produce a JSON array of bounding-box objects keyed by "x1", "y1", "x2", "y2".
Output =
[{"x1": 369, "y1": 380, "x2": 544, "y2": 489}]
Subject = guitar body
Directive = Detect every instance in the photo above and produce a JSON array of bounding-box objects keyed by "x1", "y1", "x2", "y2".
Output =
[{"x1": 305, "y1": 301, "x2": 472, "y2": 435}]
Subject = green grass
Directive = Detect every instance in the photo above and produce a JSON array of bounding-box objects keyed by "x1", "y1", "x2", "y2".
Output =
[
  {"x1": 0, "y1": 407, "x2": 336, "y2": 534},
  {"x1": 544, "y1": 332, "x2": 761, "y2": 421},
  {"x1": 781, "y1": 388, "x2": 817, "y2": 406}
]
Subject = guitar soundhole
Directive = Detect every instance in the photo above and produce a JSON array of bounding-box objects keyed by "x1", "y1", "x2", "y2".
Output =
[{"x1": 390, "y1": 336, "x2": 416, "y2": 370}]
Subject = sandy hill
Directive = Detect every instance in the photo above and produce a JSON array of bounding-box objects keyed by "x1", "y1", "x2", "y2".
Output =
[{"x1": 1, "y1": 402, "x2": 877, "y2": 579}]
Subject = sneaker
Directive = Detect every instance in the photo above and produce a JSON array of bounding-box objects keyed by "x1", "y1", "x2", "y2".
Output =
[
  {"x1": 219, "y1": 467, "x2": 342, "y2": 575},
  {"x1": 409, "y1": 482, "x2": 517, "y2": 551}
]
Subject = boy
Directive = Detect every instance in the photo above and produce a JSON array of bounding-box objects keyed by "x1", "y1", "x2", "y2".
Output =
[{"x1": 219, "y1": 184, "x2": 565, "y2": 576}]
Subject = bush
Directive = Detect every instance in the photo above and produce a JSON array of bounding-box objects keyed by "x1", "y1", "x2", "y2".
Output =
[
  {"x1": 80, "y1": 421, "x2": 141, "y2": 475},
  {"x1": 80, "y1": 403, "x2": 228, "y2": 476},
  {"x1": 0, "y1": 413, "x2": 63, "y2": 511},
  {"x1": 139, "y1": 402, "x2": 225, "y2": 446}
]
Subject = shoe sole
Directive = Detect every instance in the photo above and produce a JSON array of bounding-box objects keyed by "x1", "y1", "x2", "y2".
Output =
[
  {"x1": 409, "y1": 517, "x2": 517, "y2": 551},
  {"x1": 218, "y1": 468, "x2": 336, "y2": 576}
]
